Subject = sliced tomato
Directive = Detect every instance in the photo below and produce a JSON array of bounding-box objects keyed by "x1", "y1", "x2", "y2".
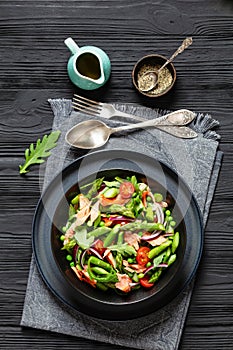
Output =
[
  {"x1": 136, "y1": 246, "x2": 151, "y2": 266},
  {"x1": 119, "y1": 182, "x2": 135, "y2": 199},
  {"x1": 142, "y1": 190, "x2": 149, "y2": 207},
  {"x1": 140, "y1": 275, "x2": 154, "y2": 288}
]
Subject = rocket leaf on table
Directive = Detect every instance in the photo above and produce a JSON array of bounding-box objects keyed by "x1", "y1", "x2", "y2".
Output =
[{"x1": 19, "y1": 130, "x2": 61, "y2": 174}]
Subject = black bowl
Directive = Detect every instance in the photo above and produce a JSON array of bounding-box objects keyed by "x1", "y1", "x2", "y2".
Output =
[{"x1": 32, "y1": 149, "x2": 203, "y2": 321}]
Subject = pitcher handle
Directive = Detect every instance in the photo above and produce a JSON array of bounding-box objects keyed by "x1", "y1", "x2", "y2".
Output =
[{"x1": 64, "y1": 37, "x2": 79, "y2": 55}]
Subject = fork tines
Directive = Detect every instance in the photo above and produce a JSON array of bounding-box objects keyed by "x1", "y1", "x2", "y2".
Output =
[{"x1": 73, "y1": 94, "x2": 102, "y2": 117}]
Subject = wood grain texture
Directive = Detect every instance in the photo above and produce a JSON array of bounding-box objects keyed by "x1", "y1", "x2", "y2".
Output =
[{"x1": 0, "y1": 0, "x2": 233, "y2": 349}]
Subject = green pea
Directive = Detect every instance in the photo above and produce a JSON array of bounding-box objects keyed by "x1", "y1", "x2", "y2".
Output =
[
  {"x1": 103, "y1": 187, "x2": 119, "y2": 198},
  {"x1": 165, "y1": 210, "x2": 171, "y2": 216},
  {"x1": 66, "y1": 254, "x2": 72, "y2": 261},
  {"x1": 146, "y1": 262, "x2": 152, "y2": 267},
  {"x1": 167, "y1": 216, "x2": 173, "y2": 222},
  {"x1": 60, "y1": 235, "x2": 65, "y2": 241},
  {"x1": 153, "y1": 193, "x2": 163, "y2": 202},
  {"x1": 99, "y1": 221, "x2": 105, "y2": 227},
  {"x1": 170, "y1": 220, "x2": 176, "y2": 227},
  {"x1": 87, "y1": 220, "x2": 92, "y2": 227},
  {"x1": 138, "y1": 273, "x2": 144, "y2": 279},
  {"x1": 70, "y1": 262, "x2": 75, "y2": 267},
  {"x1": 146, "y1": 196, "x2": 152, "y2": 202},
  {"x1": 61, "y1": 226, "x2": 67, "y2": 233},
  {"x1": 128, "y1": 258, "x2": 134, "y2": 264},
  {"x1": 138, "y1": 231, "x2": 143, "y2": 237}
]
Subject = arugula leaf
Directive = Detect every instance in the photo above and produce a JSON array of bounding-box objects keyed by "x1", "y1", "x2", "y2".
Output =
[
  {"x1": 74, "y1": 227, "x2": 94, "y2": 250},
  {"x1": 153, "y1": 253, "x2": 165, "y2": 268},
  {"x1": 19, "y1": 130, "x2": 61, "y2": 174},
  {"x1": 108, "y1": 243, "x2": 137, "y2": 256}
]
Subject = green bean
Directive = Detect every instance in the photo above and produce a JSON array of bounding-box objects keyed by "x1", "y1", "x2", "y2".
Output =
[
  {"x1": 172, "y1": 232, "x2": 180, "y2": 253},
  {"x1": 148, "y1": 240, "x2": 172, "y2": 259},
  {"x1": 103, "y1": 224, "x2": 121, "y2": 247},
  {"x1": 86, "y1": 226, "x2": 111, "y2": 238},
  {"x1": 167, "y1": 254, "x2": 176, "y2": 266}
]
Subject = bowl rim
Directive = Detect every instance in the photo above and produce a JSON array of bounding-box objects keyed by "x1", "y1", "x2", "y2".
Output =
[
  {"x1": 32, "y1": 149, "x2": 203, "y2": 321},
  {"x1": 132, "y1": 54, "x2": 177, "y2": 97}
]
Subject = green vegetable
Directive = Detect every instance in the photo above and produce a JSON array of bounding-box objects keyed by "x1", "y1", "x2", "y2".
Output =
[
  {"x1": 153, "y1": 253, "x2": 165, "y2": 268},
  {"x1": 145, "y1": 206, "x2": 154, "y2": 222},
  {"x1": 108, "y1": 243, "x2": 137, "y2": 256},
  {"x1": 74, "y1": 227, "x2": 94, "y2": 249},
  {"x1": 86, "y1": 226, "x2": 111, "y2": 238},
  {"x1": 117, "y1": 231, "x2": 124, "y2": 245},
  {"x1": 103, "y1": 180, "x2": 121, "y2": 188},
  {"x1": 87, "y1": 256, "x2": 118, "y2": 283},
  {"x1": 19, "y1": 130, "x2": 61, "y2": 174},
  {"x1": 71, "y1": 195, "x2": 80, "y2": 205},
  {"x1": 153, "y1": 193, "x2": 163, "y2": 202},
  {"x1": 66, "y1": 254, "x2": 72, "y2": 261},
  {"x1": 103, "y1": 224, "x2": 121, "y2": 247},
  {"x1": 103, "y1": 187, "x2": 119, "y2": 198},
  {"x1": 62, "y1": 239, "x2": 76, "y2": 252},
  {"x1": 92, "y1": 267, "x2": 109, "y2": 275},
  {"x1": 167, "y1": 254, "x2": 176, "y2": 266},
  {"x1": 69, "y1": 204, "x2": 76, "y2": 216},
  {"x1": 115, "y1": 252, "x2": 123, "y2": 271},
  {"x1": 149, "y1": 269, "x2": 162, "y2": 283},
  {"x1": 172, "y1": 232, "x2": 180, "y2": 253},
  {"x1": 96, "y1": 282, "x2": 109, "y2": 291},
  {"x1": 101, "y1": 204, "x2": 135, "y2": 218},
  {"x1": 84, "y1": 177, "x2": 104, "y2": 199},
  {"x1": 148, "y1": 240, "x2": 172, "y2": 259},
  {"x1": 163, "y1": 247, "x2": 171, "y2": 262}
]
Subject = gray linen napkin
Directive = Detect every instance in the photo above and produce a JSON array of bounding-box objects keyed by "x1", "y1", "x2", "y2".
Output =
[{"x1": 21, "y1": 99, "x2": 223, "y2": 350}]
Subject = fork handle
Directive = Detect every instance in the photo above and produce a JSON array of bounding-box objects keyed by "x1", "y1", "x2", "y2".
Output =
[{"x1": 112, "y1": 109, "x2": 145, "y2": 122}]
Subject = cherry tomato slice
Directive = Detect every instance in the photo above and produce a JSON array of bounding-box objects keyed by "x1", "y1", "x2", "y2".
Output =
[
  {"x1": 119, "y1": 182, "x2": 135, "y2": 199},
  {"x1": 136, "y1": 246, "x2": 151, "y2": 266},
  {"x1": 140, "y1": 275, "x2": 154, "y2": 288}
]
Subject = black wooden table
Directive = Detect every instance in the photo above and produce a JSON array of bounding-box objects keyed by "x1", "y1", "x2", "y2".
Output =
[{"x1": 1, "y1": 1, "x2": 233, "y2": 349}]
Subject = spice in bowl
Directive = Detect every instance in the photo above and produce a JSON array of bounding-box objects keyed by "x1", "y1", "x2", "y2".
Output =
[{"x1": 137, "y1": 63, "x2": 173, "y2": 96}]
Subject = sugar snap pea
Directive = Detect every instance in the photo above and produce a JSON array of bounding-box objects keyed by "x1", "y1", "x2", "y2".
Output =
[
  {"x1": 167, "y1": 254, "x2": 176, "y2": 266},
  {"x1": 172, "y1": 232, "x2": 180, "y2": 253}
]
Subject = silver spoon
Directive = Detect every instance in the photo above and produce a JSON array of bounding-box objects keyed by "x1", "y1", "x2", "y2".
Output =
[
  {"x1": 138, "y1": 37, "x2": 193, "y2": 92},
  {"x1": 65, "y1": 109, "x2": 197, "y2": 149}
]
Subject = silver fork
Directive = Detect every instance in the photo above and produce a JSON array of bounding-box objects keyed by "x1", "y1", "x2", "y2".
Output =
[
  {"x1": 73, "y1": 94, "x2": 145, "y2": 122},
  {"x1": 72, "y1": 94, "x2": 197, "y2": 138}
]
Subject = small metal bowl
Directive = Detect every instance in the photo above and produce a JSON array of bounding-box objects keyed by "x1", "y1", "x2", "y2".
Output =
[{"x1": 132, "y1": 54, "x2": 176, "y2": 98}]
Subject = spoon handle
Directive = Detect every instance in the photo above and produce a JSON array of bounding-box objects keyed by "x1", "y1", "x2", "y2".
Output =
[
  {"x1": 158, "y1": 37, "x2": 193, "y2": 72},
  {"x1": 112, "y1": 109, "x2": 196, "y2": 133},
  {"x1": 156, "y1": 125, "x2": 198, "y2": 138}
]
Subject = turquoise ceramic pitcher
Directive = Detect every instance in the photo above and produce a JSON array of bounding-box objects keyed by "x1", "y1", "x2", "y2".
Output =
[{"x1": 64, "y1": 37, "x2": 111, "y2": 90}]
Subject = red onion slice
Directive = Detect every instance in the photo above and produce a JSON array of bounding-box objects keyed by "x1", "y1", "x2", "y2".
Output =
[
  {"x1": 72, "y1": 244, "x2": 79, "y2": 264},
  {"x1": 129, "y1": 282, "x2": 140, "y2": 287},
  {"x1": 80, "y1": 249, "x2": 89, "y2": 268},
  {"x1": 89, "y1": 247, "x2": 103, "y2": 260},
  {"x1": 141, "y1": 231, "x2": 161, "y2": 241}
]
